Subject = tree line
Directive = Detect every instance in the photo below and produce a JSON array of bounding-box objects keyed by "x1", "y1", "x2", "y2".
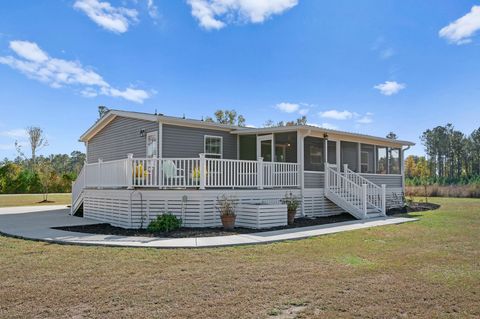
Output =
[
  {"x1": 0, "y1": 126, "x2": 85, "y2": 198},
  {"x1": 405, "y1": 124, "x2": 480, "y2": 186}
]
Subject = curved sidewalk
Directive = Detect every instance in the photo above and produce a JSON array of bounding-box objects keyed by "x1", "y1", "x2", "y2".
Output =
[{"x1": 0, "y1": 206, "x2": 417, "y2": 248}]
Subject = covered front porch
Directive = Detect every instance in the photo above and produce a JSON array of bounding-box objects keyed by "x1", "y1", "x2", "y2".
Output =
[{"x1": 237, "y1": 127, "x2": 405, "y2": 181}]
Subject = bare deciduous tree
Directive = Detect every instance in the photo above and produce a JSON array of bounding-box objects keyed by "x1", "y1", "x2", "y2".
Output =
[{"x1": 16, "y1": 126, "x2": 48, "y2": 169}]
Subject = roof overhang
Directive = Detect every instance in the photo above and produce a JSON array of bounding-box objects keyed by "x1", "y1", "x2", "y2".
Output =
[
  {"x1": 231, "y1": 125, "x2": 415, "y2": 148},
  {"x1": 79, "y1": 109, "x2": 246, "y2": 142}
]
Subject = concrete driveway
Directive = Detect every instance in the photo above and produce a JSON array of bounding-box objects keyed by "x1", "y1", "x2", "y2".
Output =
[{"x1": 0, "y1": 205, "x2": 417, "y2": 248}]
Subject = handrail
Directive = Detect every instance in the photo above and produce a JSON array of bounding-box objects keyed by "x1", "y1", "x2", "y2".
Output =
[
  {"x1": 325, "y1": 164, "x2": 367, "y2": 217},
  {"x1": 342, "y1": 164, "x2": 386, "y2": 215},
  {"x1": 344, "y1": 165, "x2": 380, "y2": 190}
]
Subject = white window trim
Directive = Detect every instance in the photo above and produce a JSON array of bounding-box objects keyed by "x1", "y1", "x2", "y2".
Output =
[
  {"x1": 146, "y1": 131, "x2": 158, "y2": 158},
  {"x1": 204, "y1": 135, "x2": 223, "y2": 158}
]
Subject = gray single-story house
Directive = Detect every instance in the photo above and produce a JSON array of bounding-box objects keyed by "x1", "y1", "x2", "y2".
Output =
[{"x1": 71, "y1": 109, "x2": 414, "y2": 229}]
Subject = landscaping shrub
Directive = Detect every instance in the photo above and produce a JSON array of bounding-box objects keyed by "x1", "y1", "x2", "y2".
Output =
[{"x1": 147, "y1": 214, "x2": 182, "y2": 233}]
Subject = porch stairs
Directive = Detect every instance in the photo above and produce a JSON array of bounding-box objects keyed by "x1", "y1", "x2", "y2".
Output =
[
  {"x1": 324, "y1": 163, "x2": 386, "y2": 220},
  {"x1": 70, "y1": 166, "x2": 85, "y2": 216}
]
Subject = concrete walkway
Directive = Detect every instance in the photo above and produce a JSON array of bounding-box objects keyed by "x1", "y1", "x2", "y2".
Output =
[{"x1": 0, "y1": 206, "x2": 417, "y2": 248}]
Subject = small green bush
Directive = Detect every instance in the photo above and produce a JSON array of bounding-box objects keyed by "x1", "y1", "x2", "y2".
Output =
[{"x1": 147, "y1": 214, "x2": 182, "y2": 233}]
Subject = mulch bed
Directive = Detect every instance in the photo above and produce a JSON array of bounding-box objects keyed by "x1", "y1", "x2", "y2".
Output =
[
  {"x1": 387, "y1": 202, "x2": 440, "y2": 215},
  {"x1": 54, "y1": 202, "x2": 440, "y2": 238},
  {"x1": 53, "y1": 213, "x2": 355, "y2": 238}
]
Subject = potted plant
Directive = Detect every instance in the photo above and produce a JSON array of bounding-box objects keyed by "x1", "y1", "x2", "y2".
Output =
[
  {"x1": 217, "y1": 194, "x2": 236, "y2": 230},
  {"x1": 282, "y1": 193, "x2": 299, "y2": 225}
]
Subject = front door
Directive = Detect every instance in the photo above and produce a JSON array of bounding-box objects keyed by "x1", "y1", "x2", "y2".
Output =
[
  {"x1": 256, "y1": 135, "x2": 274, "y2": 162},
  {"x1": 146, "y1": 131, "x2": 158, "y2": 158}
]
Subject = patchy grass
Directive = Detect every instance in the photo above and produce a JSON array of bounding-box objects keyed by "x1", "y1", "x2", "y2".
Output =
[
  {"x1": 0, "y1": 193, "x2": 71, "y2": 207},
  {"x1": 0, "y1": 197, "x2": 479, "y2": 318}
]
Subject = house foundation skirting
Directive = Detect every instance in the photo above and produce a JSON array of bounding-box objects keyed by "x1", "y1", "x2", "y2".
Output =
[{"x1": 82, "y1": 188, "x2": 403, "y2": 229}]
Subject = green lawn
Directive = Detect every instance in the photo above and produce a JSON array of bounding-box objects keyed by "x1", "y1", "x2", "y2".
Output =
[
  {"x1": 0, "y1": 197, "x2": 479, "y2": 318},
  {"x1": 0, "y1": 193, "x2": 71, "y2": 208}
]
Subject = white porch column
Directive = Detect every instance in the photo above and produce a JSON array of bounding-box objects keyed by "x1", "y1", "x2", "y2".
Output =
[
  {"x1": 97, "y1": 158, "x2": 103, "y2": 189},
  {"x1": 127, "y1": 153, "x2": 134, "y2": 190},
  {"x1": 323, "y1": 138, "x2": 328, "y2": 168},
  {"x1": 358, "y1": 143, "x2": 362, "y2": 173},
  {"x1": 158, "y1": 121, "x2": 163, "y2": 159},
  {"x1": 297, "y1": 131, "x2": 305, "y2": 216},
  {"x1": 336, "y1": 140, "x2": 341, "y2": 172},
  {"x1": 199, "y1": 153, "x2": 206, "y2": 190},
  {"x1": 257, "y1": 157, "x2": 264, "y2": 190}
]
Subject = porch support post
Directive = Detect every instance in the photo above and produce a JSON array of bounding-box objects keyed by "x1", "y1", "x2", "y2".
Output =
[
  {"x1": 158, "y1": 122, "x2": 163, "y2": 159},
  {"x1": 325, "y1": 162, "x2": 330, "y2": 195},
  {"x1": 336, "y1": 140, "x2": 341, "y2": 172},
  {"x1": 381, "y1": 184, "x2": 387, "y2": 216},
  {"x1": 97, "y1": 158, "x2": 103, "y2": 189},
  {"x1": 323, "y1": 138, "x2": 328, "y2": 168},
  {"x1": 297, "y1": 131, "x2": 305, "y2": 216},
  {"x1": 362, "y1": 183, "x2": 368, "y2": 218},
  {"x1": 83, "y1": 160, "x2": 87, "y2": 187},
  {"x1": 199, "y1": 153, "x2": 206, "y2": 190},
  {"x1": 257, "y1": 157, "x2": 264, "y2": 190},
  {"x1": 127, "y1": 153, "x2": 134, "y2": 190},
  {"x1": 358, "y1": 143, "x2": 361, "y2": 173}
]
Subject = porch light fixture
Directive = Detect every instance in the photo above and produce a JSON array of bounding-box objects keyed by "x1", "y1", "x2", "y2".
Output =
[{"x1": 140, "y1": 129, "x2": 146, "y2": 137}]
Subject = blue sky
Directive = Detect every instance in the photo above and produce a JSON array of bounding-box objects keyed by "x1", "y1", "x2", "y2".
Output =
[{"x1": 1, "y1": 0, "x2": 480, "y2": 159}]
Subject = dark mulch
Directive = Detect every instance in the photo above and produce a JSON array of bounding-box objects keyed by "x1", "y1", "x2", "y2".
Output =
[
  {"x1": 55, "y1": 202, "x2": 440, "y2": 238},
  {"x1": 53, "y1": 213, "x2": 355, "y2": 238},
  {"x1": 387, "y1": 202, "x2": 441, "y2": 215}
]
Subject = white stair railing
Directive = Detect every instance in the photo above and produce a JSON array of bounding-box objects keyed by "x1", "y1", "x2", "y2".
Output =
[
  {"x1": 343, "y1": 164, "x2": 386, "y2": 215},
  {"x1": 325, "y1": 163, "x2": 368, "y2": 219},
  {"x1": 71, "y1": 164, "x2": 86, "y2": 214}
]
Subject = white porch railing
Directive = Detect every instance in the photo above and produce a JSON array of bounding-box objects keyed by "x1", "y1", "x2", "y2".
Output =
[
  {"x1": 78, "y1": 154, "x2": 299, "y2": 190},
  {"x1": 343, "y1": 164, "x2": 386, "y2": 215},
  {"x1": 325, "y1": 163, "x2": 386, "y2": 219}
]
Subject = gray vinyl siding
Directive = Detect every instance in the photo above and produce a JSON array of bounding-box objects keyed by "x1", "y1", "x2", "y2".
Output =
[
  {"x1": 361, "y1": 174, "x2": 403, "y2": 188},
  {"x1": 304, "y1": 172, "x2": 324, "y2": 188},
  {"x1": 87, "y1": 116, "x2": 158, "y2": 163},
  {"x1": 162, "y1": 124, "x2": 237, "y2": 159}
]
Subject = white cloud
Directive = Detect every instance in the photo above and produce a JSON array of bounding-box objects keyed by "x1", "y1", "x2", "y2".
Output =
[
  {"x1": 187, "y1": 0, "x2": 298, "y2": 30},
  {"x1": 104, "y1": 87, "x2": 151, "y2": 104},
  {"x1": 74, "y1": 0, "x2": 138, "y2": 33},
  {"x1": 319, "y1": 110, "x2": 354, "y2": 120},
  {"x1": 298, "y1": 108, "x2": 309, "y2": 116},
  {"x1": 276, "y1": 102, "x2": 299, "y2": 113},
  {"x1": 10, "y1": 41, "x2": 48, "y2": 63},
  {"x1": 0, "y1": 40, "x2": 151, "y2": 103},
  {"x1": 374, "y1": 81, "x2": 406, "y2": 96},
  {"x1": 439, "y1": 5, "x2": 480, "y2": 45},
  {"x1": 147, "y1": 0, "x2": 159, "y2": 19},
  {"x1": 0, "y1": 129, "x2": 27, "y2": 139},
  {"x1": 356, "y1": 115, "x2": 373, "y2": 124}
]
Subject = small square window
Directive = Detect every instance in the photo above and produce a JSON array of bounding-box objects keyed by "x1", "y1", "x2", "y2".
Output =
[{"x1": 204, "y1": 136, "x2": 223, "y2": 158}]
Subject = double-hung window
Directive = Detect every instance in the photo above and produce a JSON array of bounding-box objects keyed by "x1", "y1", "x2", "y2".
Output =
[{"x1": 204, "y1": 135, "x2": 223, "y2": 158}]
